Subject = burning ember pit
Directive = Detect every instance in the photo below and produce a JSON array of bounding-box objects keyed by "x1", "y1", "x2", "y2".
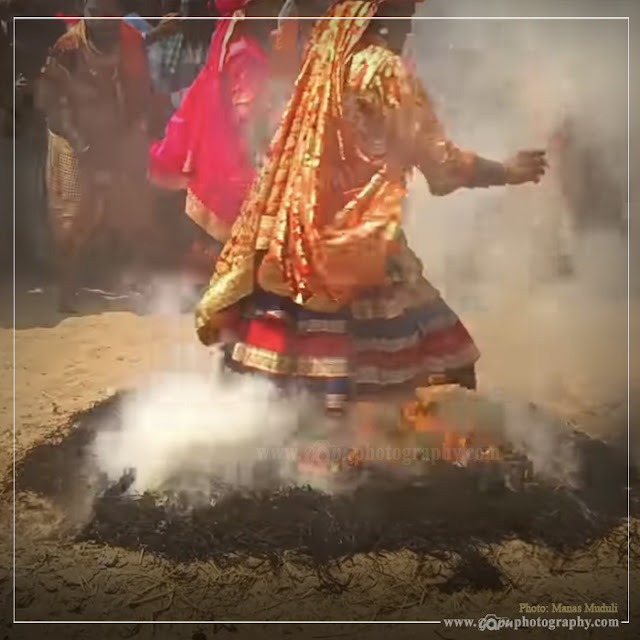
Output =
[
  {"x1": 337, "y1": 385, "x2": 537, "y2": 492},
  {"x1": 12, "y1": 392, "x2": 636, "y2": 569}
]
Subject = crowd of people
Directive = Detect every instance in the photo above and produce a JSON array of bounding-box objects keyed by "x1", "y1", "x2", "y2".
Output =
[
  {"x1": 7, "y1": 0, "x2": 289, "y2": 308},
  {"x1": 5, "y1": 0, "x2": 549, "y2": 414}
]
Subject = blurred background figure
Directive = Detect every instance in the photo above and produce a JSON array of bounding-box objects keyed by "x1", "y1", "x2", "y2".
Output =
[
  {"x1": 53, "y1": 0, "x2": 83, "y2": 30},
  {"x1": 122, "y1": 0, "x2": 156, "y2": 34},
  {"x1": 38, "y1": 0, "x2": 154, "y2": 311},
  {"x1": 11, "y1": 0, "x2": 70, "y2": 277},
  {"x1": 275, "y1": 0, "x2": 334, "y2": 57},
  {"x1": 513, "y1": 48, "x2": 627, "y2": 283},
  {"x1": 144, "y1": 0, "x2": 217, "y2": 295},
  {"x1": 148, "y1": 0, "x2": 285, "y2": 291},
  {"x1": 146, "y1": 0, "x2": 216, "y2": 133}
]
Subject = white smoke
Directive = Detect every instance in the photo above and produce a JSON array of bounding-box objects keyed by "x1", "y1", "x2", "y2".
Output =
[
  {"x1": 91, "y1": 10, "x2": 634, "y2": 500},
  {"x1": 91, "y1": 350, "x2": 308, "y2": 499},
  {"x1": 500, "y1": 400, "x2": 582, "y2": 487},
  {"x1": 405, "y1": 13, "x2": 630, "y2": 426}
]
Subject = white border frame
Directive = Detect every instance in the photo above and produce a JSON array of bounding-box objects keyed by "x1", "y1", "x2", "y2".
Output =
[{"x1": 11, "y1": 14, "x2": 631, "y2": 626}]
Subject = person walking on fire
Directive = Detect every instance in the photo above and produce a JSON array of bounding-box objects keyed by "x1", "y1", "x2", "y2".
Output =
[{"x1": 195, "y1": 0, "x2": 547, "y2": 416}]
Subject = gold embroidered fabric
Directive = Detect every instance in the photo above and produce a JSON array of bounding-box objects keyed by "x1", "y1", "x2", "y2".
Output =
[
  {"x1": 231, "y1": 343, "x2": 350, "y2": 378},
  {"x1": 196, "y1": 0, "x2": 476, "y2": 345},
  {"x1": 185, "y1": 189, "x2": 234, "y2": 243}
]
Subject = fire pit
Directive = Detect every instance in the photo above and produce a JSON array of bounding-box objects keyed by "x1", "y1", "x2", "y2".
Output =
[
  {"x1": 12, "y1": 391, "x2": 635, "y2": 570},
  {"x1": 288, "y1": 385, "x2": 537, "y2": 493}
]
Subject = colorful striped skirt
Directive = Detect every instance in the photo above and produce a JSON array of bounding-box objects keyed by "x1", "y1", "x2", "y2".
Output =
[{"x1": 223, "y1": 234, "x2": 480, "y2": 411}]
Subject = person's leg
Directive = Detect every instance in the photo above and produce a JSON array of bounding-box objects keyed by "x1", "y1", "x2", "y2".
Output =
[
  {"x1": 323, "y1": 377, "x2": 353, "y2": 444},
  {"x1": 53, "y1": 207, "x2": 85, "y2": 313},
  {"x1": 56, "y1": 242, "x2": 79, "y2": 313},
  {"x1": 109, "y1": 174, "x2": 155, "y2": 293},
  {"x1": 114, "y1": 124, "x2": 160, "y2": 291},
  {"x1": 46, "y1": 131, "x2": 86, "y2": 312}
]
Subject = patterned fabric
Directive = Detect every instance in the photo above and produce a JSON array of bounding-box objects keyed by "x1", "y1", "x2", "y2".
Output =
[
  {"x1": 39, "y1": 19, "x2": 152, "y2": 166},
  {"x1": 185, "y1": 187, "x2": 236, "y2": 241},
  {"x1": 350, "y1": 234, "x2": 480, "y2": 390},
  {"x1": 225, "y1": 290, "x2": 353, "y2": 410},
  {"x1": 196, "y1": 1, "x2": 476, "y2": 337},
  {"x1": 146, "y1": 31, "x2": 209, "y2": 102},
  {"x1": 147, "y1": 34, "x2": 183, "y2": 92},
  {"x1": 225, "y1": 233, "x2": 480, "y2": 404},
  {"x1": 46, "y1": 130, "x2": 81, "y2": 204},
  {"x1": 196, "y1": 0, "x2": 386, "y2": 334},
  {"x1": 45, "y1": 129, "x2": 84, "y2": 249},
  {"x1": 196, "y1": 0, "x2": 480, "y2": 405}
]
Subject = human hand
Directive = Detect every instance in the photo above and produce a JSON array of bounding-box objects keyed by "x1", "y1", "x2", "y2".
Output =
[{"x1": 504, "y1": 149, "x2": 548, "y2": 185}]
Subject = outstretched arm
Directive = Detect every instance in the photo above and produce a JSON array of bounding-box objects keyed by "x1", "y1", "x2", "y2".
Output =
[
  {"x1": 409, "y1": 78, "x2": 547, "y2": 194},
  {"x1": 471, "y1": 150, "x2": 547, "y2": 188}
]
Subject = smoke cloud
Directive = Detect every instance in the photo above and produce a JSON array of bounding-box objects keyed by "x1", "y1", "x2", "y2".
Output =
[
  {"x1": 90, "y1": 7, "x2": 633, "y2": 499},
  {"x1": 91, "y1": 351, "x2": 307, "y2": 500},
  {"x1": 406, "y1": 12, "x2": 630, "y2": 429}
]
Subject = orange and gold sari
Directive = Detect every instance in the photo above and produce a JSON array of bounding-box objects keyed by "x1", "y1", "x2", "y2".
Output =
[{"x1": 196, "y1": 0, "x2": 480, "y2": 408}]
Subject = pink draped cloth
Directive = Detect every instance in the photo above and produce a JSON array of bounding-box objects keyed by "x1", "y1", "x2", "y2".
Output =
[
  {"x1": 148, "y1": 4, "x2": 269, "y2": 241},
  {"x1": 215, "y1": 0, "x2": 250, "y2": 13}
]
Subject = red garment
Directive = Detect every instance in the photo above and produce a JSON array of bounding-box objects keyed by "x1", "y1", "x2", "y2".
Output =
[
  {"x1": 148, "y1": 13, "x2": 269, "y2": 239},
  {"x1": 214, "y1": 0, "x2": 250, "y2": 15},
  {"x1": 55, "y1": 12, "x2": 81, "y2": 28}
]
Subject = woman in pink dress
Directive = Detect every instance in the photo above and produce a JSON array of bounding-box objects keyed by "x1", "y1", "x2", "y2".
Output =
[{"x1": 148, "y1": 0, "x2": 284, "y2": 278}]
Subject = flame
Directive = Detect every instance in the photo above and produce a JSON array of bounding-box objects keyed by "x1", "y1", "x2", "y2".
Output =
[
  {"x1": 296, "y1": 387, "x2": 509, "y2": 477},
  {"x1": 351, "y1": 395, "x2": 472, "y2": 467},
  {"x1": 412, "y1": 385, "x2": 470, "y2": 448},
  {"x1": 410, "y1": 386, "x2": 505, "y2": 466}
]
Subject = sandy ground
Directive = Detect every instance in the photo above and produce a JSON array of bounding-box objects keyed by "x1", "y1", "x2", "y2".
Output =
[{"x1": 1, "y1": 277, "x2": 638, "y2": 639}]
